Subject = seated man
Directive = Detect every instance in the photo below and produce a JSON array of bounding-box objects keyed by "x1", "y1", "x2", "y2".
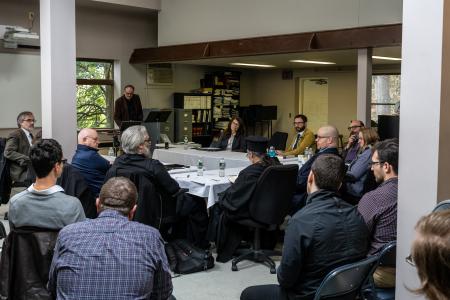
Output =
[
  {"x1": 210, "y1": 136, "x2": 280, "y2": 262},
  {"x1": 4, "y1": 111, "x2": 35, "y2": 187},
  {"x1": 72, "y1": 128, "x2": 110, "y2": 197},
  {"x1": 105, "y1": 125, "x2": 208, "y2": 248},
  {"x1": 292, "y1": 125, "x2": 340, "y2": 213},
  {"x1": 241, "y1": 154, "x2": 369, "y2": 300},
  {"x1": 276, "y1": 114, "x2": 315, "y2": 157},
  {"x1": 8, "y1": 139, "x2": 85, "y2": 229},
  {"x1": 342, "y1": 120, "x2": 365, "y2": 164},
  {"x1": 48, "y1": 177, "x2": 173, "y2": 299},
  {"x1": 358, "y1": 138, "x2": 399, "y2": 288}
]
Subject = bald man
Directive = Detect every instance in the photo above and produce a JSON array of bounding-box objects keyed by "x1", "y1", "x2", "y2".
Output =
[
  {"x1": 292, "y1": 125, "x2": 341, "y2": 213},
  {"x1": 71, "y1": 128, "x2": 110, "y2": 196}
]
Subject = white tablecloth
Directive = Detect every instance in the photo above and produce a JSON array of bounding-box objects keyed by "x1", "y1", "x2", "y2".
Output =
[
  {"x1": 171, "y1": 167, "x2": 243, "y2": 208},
  {"x1": 153, "y1": 148, "x2": 250, "y2": 170}
]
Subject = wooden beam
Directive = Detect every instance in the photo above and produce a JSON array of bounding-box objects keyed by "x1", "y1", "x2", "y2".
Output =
[{"x1": 130, "y1": 24, "x2": 402, "y2": 64}]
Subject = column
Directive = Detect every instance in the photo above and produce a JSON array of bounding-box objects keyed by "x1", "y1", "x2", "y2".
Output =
[
  {"x1": 356, "y1": 48, "x2": 372, "y2": 126},
  {"x1": 397, "y1": 0, "x2": 450, "y2": 299},
  {"x1": 40, "y1": 0, "x2": 77, "y2": 160}
]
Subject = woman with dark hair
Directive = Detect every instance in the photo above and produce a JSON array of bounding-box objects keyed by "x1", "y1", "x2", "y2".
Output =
[
  {"x1": 410, "y1": 210, "x2": 450, "y2": 300},
  {"x1": 344, "y1": 127, "x2": 379, "y2": 201},
  {"x1": 213, "y1": 117, "x2": 246, "y2": 151}
]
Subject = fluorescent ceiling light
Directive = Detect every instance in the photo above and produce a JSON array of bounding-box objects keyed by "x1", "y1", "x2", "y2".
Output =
[
  {"x1": 289, "y1": 59, "x2": 335, "y2": 65},
  {"x1": 230, "y1": 63, "x2": 275, "y2": 68},
  {"x1": 372, "y1": 56, "x2": 402, "y2": 61}
]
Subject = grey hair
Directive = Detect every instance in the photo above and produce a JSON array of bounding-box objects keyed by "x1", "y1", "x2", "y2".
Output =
[
  {"x1": 16, "y1": 111, "x2": 33, "y2": 128},
  {"x1": 120, "y1": 125, "x2": 148, "y2": 154}
]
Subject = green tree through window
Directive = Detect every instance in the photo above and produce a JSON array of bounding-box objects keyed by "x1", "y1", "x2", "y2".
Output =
[{"x1": 76, "y1": 60, "x2": 114, "y2": 128}]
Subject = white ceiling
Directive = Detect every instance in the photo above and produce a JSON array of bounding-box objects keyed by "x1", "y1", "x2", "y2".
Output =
[{"x1": 173, "y1": 46, "x2": 401, "y2": 69}]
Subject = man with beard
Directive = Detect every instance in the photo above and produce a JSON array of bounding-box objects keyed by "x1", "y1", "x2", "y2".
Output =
[
  {"x1": 358, "y1": 138, "x2": 398, "y2": 288},
  {"x1": 342, "y1": 120, "x2": 365, "y2": 164},
  {"x1": 113, "y1": 84, "x2": 143, "y2": 128},
  {"x1": 105, "y1": 125, "x2": 208, "y2": 248},
  {"x1": 276, "y1": 114, "x2": 315, "y2": 157}
]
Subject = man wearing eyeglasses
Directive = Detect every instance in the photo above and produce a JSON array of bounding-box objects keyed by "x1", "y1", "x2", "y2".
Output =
[
  {"x1": 357, "y1": 138, "x2": 399, "y2": 288},
  {"x1": 4, "y1": 111, "x2": 36, "y2": 187},
  {"x1": 72, "y1": 128, "x2": 111, "y2": 197},
  {"x1": 276, "y1": 114, "x2": 315, "y2": 157},
  {"x1": 342, "y1": 120, "x2": 365, "y2": 164},
  {"x1": 291, "y1": 125, "x2": 340, "y2": 213}
]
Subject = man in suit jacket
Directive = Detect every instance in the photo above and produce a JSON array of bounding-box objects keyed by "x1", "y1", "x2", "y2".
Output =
[
  {"x1": 114, "y1": 84, "x2": 143, "y2": 128},
  {"x1": 276, "y1": 114, "x2": 315, "y2": 157},
  {"x1": 4, "y1": 111, "x2": 35, "y2": 186},
  {"x1": 291, "y1": 125, "x2": 340, "y2": 213}
]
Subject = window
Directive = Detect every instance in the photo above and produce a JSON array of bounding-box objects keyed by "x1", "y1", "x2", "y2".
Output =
[
  {"x1": 76, "y1": 59, "x2": 114, "y2": 128},
  {"x1": 371, "y1": 74, "x2": 401, "y2": 125}
]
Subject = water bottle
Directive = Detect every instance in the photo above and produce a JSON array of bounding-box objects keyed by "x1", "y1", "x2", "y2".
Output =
[
  {"x1": 108, "y1": 147, "x2": 115, "y2": 157},
  {"x1": 197, "y1": 158, "x2": 204, "y2": 176},
  {"x1": 268, "y1": 146, "x2": 276, "y2": 158},
  {"x1": 183, "y1": 136, "x2": 189, "y2": 150},
  {"x1": 219, "y1": 158, "x2": 226, "y2": 177}
]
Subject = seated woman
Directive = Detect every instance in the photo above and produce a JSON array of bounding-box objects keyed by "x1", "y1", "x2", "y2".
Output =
[
  {"x1": 212, "y1": 117, "x2": 246, "y2": 151},
  {"x1": 344, "y1": 127, "x2": 379, "y2": 202},
  {"x1": 208, "y1": 136, "x2": 279, "y2": 262}
]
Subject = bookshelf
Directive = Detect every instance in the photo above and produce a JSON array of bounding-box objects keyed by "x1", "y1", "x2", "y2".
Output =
[{"x1": 208, "y1": 71, "x2": 241, "y2": 133}]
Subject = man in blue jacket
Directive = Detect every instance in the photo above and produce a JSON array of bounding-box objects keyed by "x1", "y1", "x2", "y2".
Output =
[
  {"x1": 291, "y1": 125, "x2": 340, "y2": 213},
  {"x1": 72, "y1": 128, "x2": 110, "y2": 197}
]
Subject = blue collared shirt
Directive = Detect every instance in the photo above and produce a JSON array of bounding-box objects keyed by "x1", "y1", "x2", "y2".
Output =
[{"x1": 48, "y1": 209, "x2": 173, "y2": 300}]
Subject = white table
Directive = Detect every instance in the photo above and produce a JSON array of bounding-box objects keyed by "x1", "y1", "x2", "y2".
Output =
[
  {"x1": 153, "y1": 148, "x2": 251, "y2": 170},
  {"x1": 171, "y1": 167, "x2": 243, "y2": 208}
]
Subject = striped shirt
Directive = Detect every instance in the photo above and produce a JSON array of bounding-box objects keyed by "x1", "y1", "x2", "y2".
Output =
[
  {"x1": 48, "y1": 209, "x2": 173, "y2": 300},
  {"x1": 357, "y1": 177, "x2": 398, "y2": 255}
]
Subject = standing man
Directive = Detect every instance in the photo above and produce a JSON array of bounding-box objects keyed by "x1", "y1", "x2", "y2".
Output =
[
  {"x1": 276, "y1": 114, "x2": 315, "y2": 157},
  {"x1": 241, "y1": 155, "x2": 368, "y2": 300},
  {"x1": 358, "y1": 138, "x2": 398, "y2": 288},
  {"x1": 4, "y1": 111, "x2": 35, "y2": 187},
  {"x1": 114, "y1": 84, "x2": 143, "y2": 128},
  {"x1": 72, "y1": 128, "x2": 110, "y2": 197},
  {"x1": 48, "y1": 177, "x2": 173, "y2": 300},
  {"x1": 342, "y1": 120, "x2": 365, "y2": 164}
]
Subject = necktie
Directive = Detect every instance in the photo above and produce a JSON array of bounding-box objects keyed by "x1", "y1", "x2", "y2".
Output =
[
  {"x1": 292, "y1": 133, "x2": 301, "y2": 150},
  {"x1": 29, "y1": 132, "x2": 34, "y2": 145}
]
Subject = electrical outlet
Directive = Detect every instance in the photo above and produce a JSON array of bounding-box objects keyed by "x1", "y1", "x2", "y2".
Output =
[{"x1": 28, "y1": 11, "x2": 35, "y2": 21}]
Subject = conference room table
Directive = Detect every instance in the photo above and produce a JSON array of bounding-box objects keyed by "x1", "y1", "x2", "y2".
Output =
[{"x1": 152, "y1": 147, "x2": 251, "y2": 170}]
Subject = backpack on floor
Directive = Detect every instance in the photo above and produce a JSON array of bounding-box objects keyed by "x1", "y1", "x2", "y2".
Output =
[{"x1": 165, "y1": 239, "x2": 214, "y2": 274}]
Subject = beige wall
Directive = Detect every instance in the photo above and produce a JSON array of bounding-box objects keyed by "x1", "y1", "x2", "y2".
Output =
[{"x1": 158, "y1": 0, "x2": 403, "y2": 46}]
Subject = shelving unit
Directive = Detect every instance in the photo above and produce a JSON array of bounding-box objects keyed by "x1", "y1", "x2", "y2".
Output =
[{"x1": 208, "y1": 71, "x2": 241, "y2": 133}]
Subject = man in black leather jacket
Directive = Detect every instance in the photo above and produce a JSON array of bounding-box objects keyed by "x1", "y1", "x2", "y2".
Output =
[{"x1": 241, "y1": 154, "x2": 369, "y2": 300}]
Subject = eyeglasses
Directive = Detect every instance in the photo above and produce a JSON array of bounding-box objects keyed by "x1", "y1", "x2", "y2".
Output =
[
  {"x1": 143, "y1": 138, "x2": 151, "y2": 144},
  {"x1": 23, "y1": 118, "x2": 36, "y2": 122},
  {"x1": 294, "y1": 121, "x2": 305, "y2": 125},
  {"x1": 60, "y1": 159, "x2": 67, "y2": 165},
  {"x1": 405, "y1": 254, "x2": 415, "y2": 267},
  {"x1": 369, "y1": 161, "x2": 385, "y2": 166},
  {"x1": 86, "y1": 136, "x2": 99, "y2": 141},
  {"x1": 348, "y1": 125, "x2": 361, "y2": 130}
]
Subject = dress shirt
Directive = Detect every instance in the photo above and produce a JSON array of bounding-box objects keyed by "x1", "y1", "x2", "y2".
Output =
[
  {"x1": 21, "y1": 128, "x2": 33, "y2": 146},
  {"x1": 48, "y1": 209, "x2": 173, "y2": 300},
  {"x1": 358, "y1": 177, "x2": 398, "y2": 255}
]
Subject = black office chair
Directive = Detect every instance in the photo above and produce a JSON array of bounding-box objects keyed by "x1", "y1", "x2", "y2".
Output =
[
  {"x1": 268, "y1": 132, "x2": 288, "y2": 150},
  {"x1": 313, "y1": 255, "x2": 379, "y2": 300},
  {"x1": 231, "y1": 164, "x2": 298, "y2": 273},
  {"x1": 433, "y1": 199, "x2": 450, "y2": 212},
  {"x1": 363, "y1": 241, "x2": 396, "y2": 300},
  {"x1": 0, "y1": 227, "x2": 59, "y2": 299}
]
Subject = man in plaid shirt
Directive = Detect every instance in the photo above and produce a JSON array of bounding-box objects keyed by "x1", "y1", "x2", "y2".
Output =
[
  {"x1": 358, "y1": 138, "x2": 398, "y2": 289},
  {"x1": 48, "y1": 177, "x2": 173, "y2": 300}
]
